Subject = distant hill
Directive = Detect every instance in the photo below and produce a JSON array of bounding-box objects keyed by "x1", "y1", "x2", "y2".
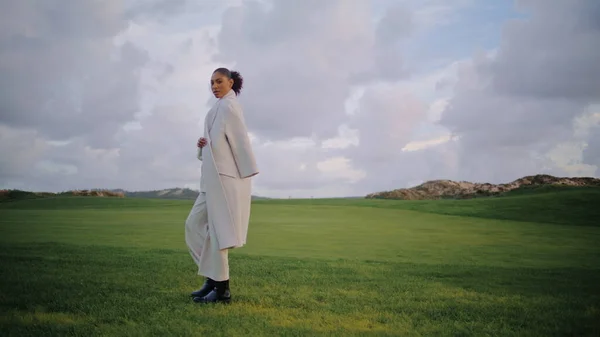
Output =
[
  {"x1": 118, "y1": 188, "x2": 199, "y2": 200},
  {"x1": 118, "y1": 188, "x2": 269, "y2": 200},
  {"x1": 0, "y1": 188, "x2": 268, "y2": 202},
  {"x1": 365, "y1": 174, "x2": 600, "y2": 200},
  {"x1": 0, "y1": 190, "x2": 53, "y2": 202}
]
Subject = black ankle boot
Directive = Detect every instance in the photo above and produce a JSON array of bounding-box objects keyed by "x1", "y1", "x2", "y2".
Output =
[
  {"x1": 193, "y1": 279, "x2": 231, "y2": 304},
  {"x1": 190, "y1": 278, "x2": 215, "y2": 298}
]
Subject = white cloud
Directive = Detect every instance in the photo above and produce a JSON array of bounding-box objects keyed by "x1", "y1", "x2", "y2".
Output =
[
  {"x1": 402, "y1": 134, "x2": 454, "y2": 152},
  {"x1": 321, "y1": 125, "x2": 359, "y2": 150},
  {"x1": 546, "y1": 142, "x2": 596, "y2": 177},
  {"x1": 316, "y1": 157, "x2": 366, "y2": 183},
  {"x1": 427, "y1": 99, "x2": 449, "y2": 122}
]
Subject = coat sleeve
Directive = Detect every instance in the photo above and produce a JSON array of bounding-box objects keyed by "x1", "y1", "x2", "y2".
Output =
[{"x1": 224, "y1": 104, "x2": 259, "y2": 178}]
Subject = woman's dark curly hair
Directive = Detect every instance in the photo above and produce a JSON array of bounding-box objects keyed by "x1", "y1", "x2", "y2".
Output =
[{"x1": 213, "y1": 67, "x2": 244, "y2": 95}]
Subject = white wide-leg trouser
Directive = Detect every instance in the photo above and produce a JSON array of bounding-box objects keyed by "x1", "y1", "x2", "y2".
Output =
[{"x1": 185, "y1": 192, "x2": 229, "y2": 281}]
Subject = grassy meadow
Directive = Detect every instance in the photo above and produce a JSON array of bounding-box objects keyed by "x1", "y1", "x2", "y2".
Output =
[{"x1": 1, "y1": 188, "x2": 599, "y2": 336}]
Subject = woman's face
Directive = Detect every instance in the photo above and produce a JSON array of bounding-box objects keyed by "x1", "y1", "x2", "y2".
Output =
[{"x1": 211, "y1": 72, "x2": 233, "y2": 98}]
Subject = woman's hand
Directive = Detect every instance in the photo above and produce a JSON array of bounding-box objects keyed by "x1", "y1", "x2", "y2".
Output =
[{"x1": 197, "y1": 137, "x2": 207, "y2": 148}]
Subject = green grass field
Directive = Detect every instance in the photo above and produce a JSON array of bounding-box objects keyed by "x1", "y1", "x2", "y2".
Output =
[{"x1": 1, "y1": 188, "x2": 599, "y2": 336}]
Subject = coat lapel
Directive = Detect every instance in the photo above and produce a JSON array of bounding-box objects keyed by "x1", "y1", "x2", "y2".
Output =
[{"x1": 206, "y1": 89, "x2": 235, "y2": 139}]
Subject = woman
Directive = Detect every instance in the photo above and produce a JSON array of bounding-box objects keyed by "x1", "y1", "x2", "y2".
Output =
[{"x1": 185, "y1": 68, "x2": 259, "y2": 304}]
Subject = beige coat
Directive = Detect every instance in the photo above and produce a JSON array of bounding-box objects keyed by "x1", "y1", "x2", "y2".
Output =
[{"x1": 197, "y1": 90, "x2": 258, "y2": 250}]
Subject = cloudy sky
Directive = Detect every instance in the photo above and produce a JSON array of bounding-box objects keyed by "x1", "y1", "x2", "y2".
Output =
[{"x1": 1, "y1": 0, "x2": 599, "y2": 198}]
